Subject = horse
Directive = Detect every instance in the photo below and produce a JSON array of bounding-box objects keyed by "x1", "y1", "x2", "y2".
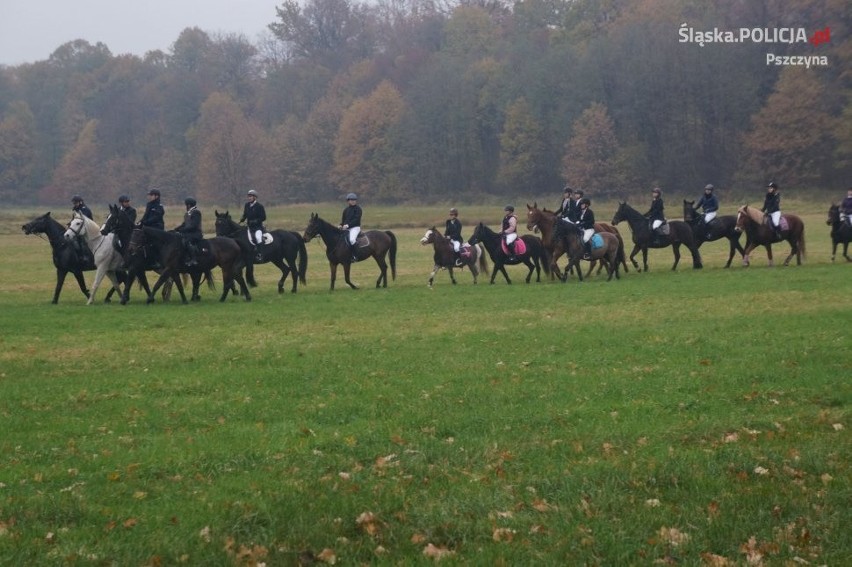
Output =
[
  {"x1": 63, "y1": 212, "x2": 127, "y2": 304},
  {"x1": 21, "y1": 211, "x2": 105, "y2": 304},
  {"x1": 734, "y1": 205, "x2": 806, "y2": 267},
  {"x1": 214, "y1": 210, "x2": 308, "y2": 294},
  {"x1": 467, "y1": 223, "x2": 550, "y2": 284},
  {"x1": 554, "y1": 221, "x2": 621, "y2": 282},
  {"x1": 419, "y1": 227, "x2": 488, "y2": 287},
  {"x1": 525, "y1": 203, "x2": 628, "y2": 281},
  {"x1": 683, "y1": 200, "x2": 746, "y2": 268},
  {"x1": 827, "y1": 204, "x2": 851, "y2": 262},
  {"x1": 611, "y1": 201, "x2": 703, "y2": 272},
  {"x1": 128, "y1": 226, "x2": 251, "y2": 303},
  {"x1": 302, "y1": 213, "x2": 397, "y2": 290},
  {"x1": 100, "y1": 204, "x2": 174, "y2": 304}
]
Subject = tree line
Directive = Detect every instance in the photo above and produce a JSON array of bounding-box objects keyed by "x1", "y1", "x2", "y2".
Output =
[{"x1": 0, "y1": 0, "x2": 849, "y2": 207}]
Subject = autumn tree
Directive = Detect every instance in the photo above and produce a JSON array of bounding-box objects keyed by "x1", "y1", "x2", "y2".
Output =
[
  {"x1": 51, "y1": 119, "x2": 106, "y2": 205},
  {"x1": 331, "y1": 80, "x2": 408, "y2": 201},
  {"x1": 0, "y1": 101, "x2": 37, "y2": 198},
  {"x1": 189, "y1": 92, "x2": 274, "y2": 205},
  {"x1": 562, "y1": 102, "x2": 624, "y2": 195},
  {"x1": 497, "y1": 97, "x2": 548, "y2": 192},
  {"x1": 738, "y1": 68, "x2": 836, "y2": 189}
]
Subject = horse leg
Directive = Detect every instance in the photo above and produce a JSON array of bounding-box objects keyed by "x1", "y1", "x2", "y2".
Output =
[
  {"x1": 343, "y1": 263, "x2": 359, "y2": 290},
  {"x1": 641, "y1": 247, "x2": 649, "y2": 273},
  {"x1": 524, "y1": 258, "x2": 535, "y2": 283},
  {"x1": 448, "y1": 266, "x2": 457, "y2": 285},
  {"x1": 104, "y1": 272, "x2": 123, "y2": 303},
  {"x1": 573, "y1": 258, "x2": 584, "y2": 282},
  {"x1": 87, "y1": 266, "x2": 108, "y2": 305},
  {"x1": 629, "y1": 244, "x2": 641, "y2": 272},
  {"x1": 375, "y1": 256, "x2": 388, "y2": 288},
  {"x1": 670, "y1": 244, "x2": 680, "y2": 271},
  {"x1": 235, "y1": 270, "x2": 251, "y2": 301},
  {"x1": 54, "y1": 270, "x2": 70, "y2": 304},
  {"x1": 725, "y1": 237, "x2": 737, "y2": 268},
  {"x1": 766, "y1": 244, "x2": 774, "y2": 267},
  {"x1": 427, "y1": 264, "x2": 439, "y2": 288}
]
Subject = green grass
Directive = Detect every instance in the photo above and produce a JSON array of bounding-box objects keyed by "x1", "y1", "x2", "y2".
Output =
[{"x1": 1, "y1": 203, "x2": 849, "y2": 565}]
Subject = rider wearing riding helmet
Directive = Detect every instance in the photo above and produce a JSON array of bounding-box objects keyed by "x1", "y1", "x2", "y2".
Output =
[
  {"x1": 340, "y1": 192, "x2": 362, "y2": 261},
  {"x1": 139, "y1": 188, "x2": 165, "y2": 230},
  {"x1": 761, "y1": 182, "x2": 782, "y2": 239},
  {"x1": 240, "y1": 189, "x2": 267, "y2": 258},
  {"x1": 577, "y1": 197, "x2": 595, "y2": 259},
  {"x1": 694, "y1": 184, "x2": 718, "y2": 237},
  {"x1": 501, "y1": 205, "x2": 518, "y2": 259},
  {"x1": 118, "y1": 195, "x2": 137, "y2": 224},
  {"x1": 173, "y1": 197, "x2": 203, "y2": 266},
  {"x1": 71, "y1": 195, "x2": 93, "y2": 220},
  {"x1": 444, "y1": 207, "x2": 464, "y2": 264},
  {"x1": 645, "y1": 187, "x2": 666, "y2": 236},
  {"x1": 842, "y1": 187, "x2": 852, "y2": 226}
]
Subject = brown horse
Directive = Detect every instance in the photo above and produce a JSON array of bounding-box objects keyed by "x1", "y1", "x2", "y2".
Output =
[
  {"x1": 129, "y1": 227, "x2": 251, "y2": 303},
  {"x1": 525, "y1": 203, "x2": 627, "y2": 281},
  {"x1": 420, "y1": 228, "x2": 488, "y2": 287},
  {"x1": 302, "y1": 213, "x2": 397, "y2": 290},
  {"x1": 555, "y1": 222, "x2": 621, "y2": 282},
  {"x1": 735, "y1": 205, "x2": 806, "y2": 267}
]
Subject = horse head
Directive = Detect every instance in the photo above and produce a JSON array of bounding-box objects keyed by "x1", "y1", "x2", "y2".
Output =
[
  {"x1": 526, "y1": 203, "x2": 541, "y2": 231},
  {"x1": 302, "y1": 213, "x2": 320, "y2": 242},
  {"x1": 467, "y1": 223, "x2": 486, "y2": 245},
  {"x1": 214, "y1": 210, "x2": 236, "y2": 236},
  {"x1": 22, "y1": 212, "x2": 52, "y2": 235},
  {"x1": 611, "y1": 201, "x2": 628, "y2": 225},
  {"x1": 683, "y1": 200, "x2": 696, "y2": 223},
  {"x1": 63, "y1": 213, "x2": 92, "y2": 242},
  {"x1": 420, "y1": 227, "x2": 438, "y2": 246},
  {"x1": 827, "y1": 203, "x2": 840, "y2": 225}
]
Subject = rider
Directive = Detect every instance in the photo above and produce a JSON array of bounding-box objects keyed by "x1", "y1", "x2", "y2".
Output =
[
  {"x1": 645, "y1": 187, "x2": 666, "y2": 237},
  {"x1": 694, "y1": 184, "x2": 718, "y2": 235},
  {"x1": 577, "y1": 197, "x2": 595, "y2": 260},
  {"x1": 840, "y1": 187, "x2": 852, "y2": 227},
  {"x1": 118, "y1": 195, "x2": 137, "y2": 224},
  {"x1": 501, "y1": 205, "x2": 519, "y2": 259},
  {"x1": 340, "y1": 192, "x2": 362, "y2": 261},
  {"x1": 761, "y1": 182, "x2": 782, "y2": 239},
  {"x1": 444, "y1": 207, "x2": 464, "y2": 266},
  {"x1": 139, "y1": 189, "x2": 165, "y2": 230},
  {"x1": 555, "y1": 186, "x2": 575, "y2": 222},
  {"x1": 240, "y1": 189, "x2": 267, "y2": 260},
  {"x1": 71, "y1": 195, "x2": 93, "y2": 220},
  {"x1": 173, "y1": 197, "x2": 203, "y2": 266}
]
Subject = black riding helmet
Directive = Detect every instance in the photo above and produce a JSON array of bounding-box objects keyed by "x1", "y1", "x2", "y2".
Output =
[
  {"x1": 504, "y1": 205, "x2": 515, "y2": 212},
  {"x1": 580, "y1": 198, "x2": 591, "y2": 206},
  {"x1": 184, "y1": 197, "x2": 197, "y2": 207}
]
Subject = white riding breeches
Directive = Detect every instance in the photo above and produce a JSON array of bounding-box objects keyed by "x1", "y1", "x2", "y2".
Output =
[
  {"x1": 704, "y1": 211, "x2": 717, "y2": 223},
  {"x1": 504, "y1": 233, "x2": 518, "y2": 245},
  {"x1": 248, "y1": 228, "x2": 262, "y2": 245},
  {"x1": 582, "y1": 229, "x2": 594, "y2": 243},
  {"x1": 769, "y1": 211, "x2": 781, "y2": 227},
  {"x1": 348, "y1": 226, "x2": 361, "y2": 245},
  {"x1": 451, "y1": 240, "x2": 461, "y2": 253}
]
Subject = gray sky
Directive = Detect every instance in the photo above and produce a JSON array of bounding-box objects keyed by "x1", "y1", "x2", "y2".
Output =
[{"x1": 0, "y1": 0, "x2": 279, "y2": 66}]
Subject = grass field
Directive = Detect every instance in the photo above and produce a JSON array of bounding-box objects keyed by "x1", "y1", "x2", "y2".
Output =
[{"x1": 1, "y1": 201, "x2": 849, "y2": 565}]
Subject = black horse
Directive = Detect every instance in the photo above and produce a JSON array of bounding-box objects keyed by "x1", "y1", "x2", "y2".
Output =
[
  {"x1": 683, "y1": 200, "x2": 746, "y2": 268},
  {"x1": 302, "y1": 213, "x2": 397, "y2": 290},
  {"x1": 611, "y1": 201, "x2": 703, "y2": 272},
  {"x1": 467, "y1": 223, "x2": 551, "y2": 284},
  {"x1": 827, "y1": 203, "x2": 852, "y2": 262},
  {"x1": 100, "y1": 204, "x2": 175, "y2": 304},
  {"x1": 214, "y1": 210, "x2": 308, "y2": 293},
  {"x1": 128, "y1": 227, "x2": 251, "y2": 303},
  {"x1": 22, "y1": 212, "x2": 123, "y2": 304}
]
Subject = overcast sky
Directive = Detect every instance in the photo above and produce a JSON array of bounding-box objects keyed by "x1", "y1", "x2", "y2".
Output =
[{"x1": 0, "y1": 0, "x2": 280, "y2": 66}]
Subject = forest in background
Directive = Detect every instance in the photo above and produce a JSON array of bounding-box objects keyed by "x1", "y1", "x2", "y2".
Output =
[{"x1": 0, "y1": 0, "x2": 849, "y2": 207}]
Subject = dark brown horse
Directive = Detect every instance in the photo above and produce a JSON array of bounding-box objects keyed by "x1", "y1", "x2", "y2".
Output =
[
  {"x1": 467, "y1": 223, "x2": 550, "y2": 284},
  {"x1": 611, "y1": 201, "x2": 703, "y2": 271},
  {"x1": 525, "y1": 203, "x2": 627, "y2": 281},
  {"x1": 419, "y1": 227, "x2": 488, "y2": 287},
  {"x1": 214, "y1": 210, "x2": 308, "y2": 293},
  {"x1": 302, "y1": 213, "x2": 397, "y2": 290},
  {"x1": 555, "y1": 221, "x2": 621, "y2": 282},
  {"x1": 129, "y1": 227, "x2": 251, "y2": 303},
  {"x1": 735, "y1": 205, "x2": 806, "y2": 267},
  {"x1": 827, "y1": 203, "x2": 851, "y2": 262},
  {"x1": 683, "y1": 200, "x2": 746, "y2": 268}
]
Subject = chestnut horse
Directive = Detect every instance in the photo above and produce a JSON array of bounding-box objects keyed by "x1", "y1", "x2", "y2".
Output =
[
  {"x1": 525, "y1": 203, "x2": 627, "y2": 281},
  {"x1": 735, "y1": 205, "x2": 805, "y2": 266},
  {"x1": 420, "y1": 228, "x2": 488, "y2": 287}
]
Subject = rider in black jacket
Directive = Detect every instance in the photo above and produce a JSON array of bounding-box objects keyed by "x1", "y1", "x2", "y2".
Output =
[{"x1": 173, "y1": 197, "x2": 203, "y2": 266}]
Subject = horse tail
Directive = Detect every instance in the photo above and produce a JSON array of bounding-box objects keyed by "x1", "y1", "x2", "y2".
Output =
[
  {"x1": 539, "y1": 241, "x2": 552, "y2": 276},
  {"x1": 386, "y1": 231, "x2": 397, "y2": 280},
  {"x1": 477, "y1": 244, "x2": 489, "y2": 275},
  {"x1": 297, "y1": 234, "x2": 308, "y2": 285},
  {"x1": 798, "y1": 222, "x2": 806, "y2": 261}
]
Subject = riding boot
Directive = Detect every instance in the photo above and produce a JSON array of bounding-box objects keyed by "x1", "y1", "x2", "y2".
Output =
[
  {"x1": 185, "y1": 242, "x2": 198, "y2": 266},
  {"x1": 507, "y1": 243, "x2": 516, "y2": 261},
  {"x1": 350, "y1": 242, "x2": 358, "y2": 262},
  {"x1": 583, "y1": 242, "x2": 592, "y2": 260},
  {"x1": 454, "y1": 252, "x2": 463, "y2": 267},
  {"x1": 254, "y1": 244, "x2": 263, "y2": 263}
]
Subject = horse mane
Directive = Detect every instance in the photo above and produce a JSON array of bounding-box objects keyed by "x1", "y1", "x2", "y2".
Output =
[
  {"x1": 738, "y1": 205, "x2": 763, "y2": 224},
  {"x1": 74, "y1": 212, "x2": 101, "y2": 235}
]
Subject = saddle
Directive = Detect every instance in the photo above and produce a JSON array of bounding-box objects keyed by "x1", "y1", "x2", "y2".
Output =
[
  {"x1": 500, "y1": 238, "x2": 527, "y2": 256},
  {"x1": 459, "y1": 243, "x2": 473, "y2": 259},
  {"x1": 654, "y1": 222, "x2": 671, "y2": 236},
  {"x1": 763, "y1": 216, "x2": 789, "y2": 232},
  {"x1": 590, "y1": 233, "x2": 604, "y2": 250}
]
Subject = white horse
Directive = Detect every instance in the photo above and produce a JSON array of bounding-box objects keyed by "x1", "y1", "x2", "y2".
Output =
[{"x1": 63, "y1": 212, "x2": 125, "y2": 304}]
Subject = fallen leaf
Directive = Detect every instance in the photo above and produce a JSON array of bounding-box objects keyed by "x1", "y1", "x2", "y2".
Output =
[
  {"x1": 422, "y1": 543, "x2": 455, "y2": 561},
  {"x1": 658, "y1": 526, "x2": 689, "y2": 547},
  {"x1": 317, "y1": 548, "x2": 337, "y2": 564},
  {"x1": 492, "y1": 528, "x2": 516, "y2": 542}
]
